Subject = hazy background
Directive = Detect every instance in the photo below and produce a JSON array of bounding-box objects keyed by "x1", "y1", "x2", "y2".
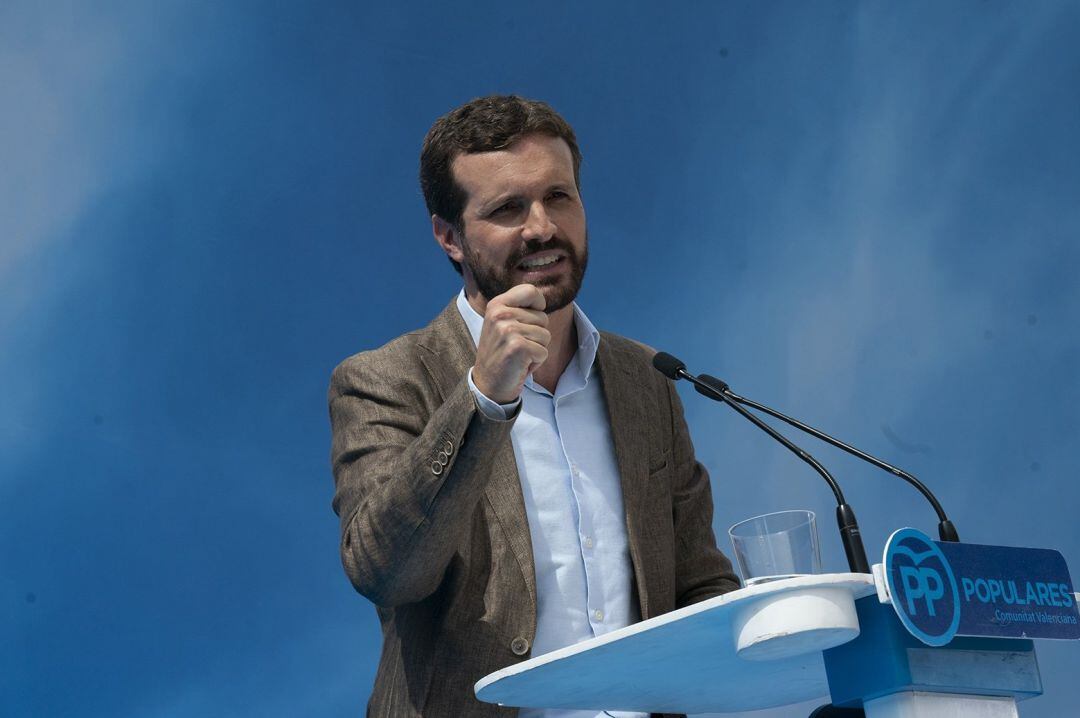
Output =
[{"x1": 3, "y1": 1, "x2": 1078, "y2": 716}]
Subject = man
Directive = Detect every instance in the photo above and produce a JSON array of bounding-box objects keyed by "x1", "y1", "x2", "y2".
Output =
[{"x1": 329, "y1": 95, "x2": 739, "y2": 717}]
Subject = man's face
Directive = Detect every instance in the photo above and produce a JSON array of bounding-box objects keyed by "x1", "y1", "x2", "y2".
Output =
[{"x1": 449, "y1": 134, "x2": 587, "y2": 313}]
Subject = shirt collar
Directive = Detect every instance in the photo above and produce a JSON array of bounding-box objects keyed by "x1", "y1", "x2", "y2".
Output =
[{"x1": 455, "y1": 289, "x2": 601, "y2": 382}]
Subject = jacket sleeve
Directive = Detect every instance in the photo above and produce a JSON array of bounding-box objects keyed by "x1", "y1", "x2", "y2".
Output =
[
  {"x1": 665, "y1": 377, "x2": 743, "y2": 606},
  {"x1": 328, "y1": 350, "x2": 517, "y2": 607}
]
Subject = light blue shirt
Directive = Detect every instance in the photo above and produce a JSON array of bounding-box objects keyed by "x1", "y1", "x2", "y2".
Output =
[{"x1": 457, "y1": 291, "x2": 645, "y2": 718}]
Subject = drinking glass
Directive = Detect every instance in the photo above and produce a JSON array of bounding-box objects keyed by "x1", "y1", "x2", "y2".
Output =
[{"x1": 728, "y1": 510, "x2": 821, "y2": 586}]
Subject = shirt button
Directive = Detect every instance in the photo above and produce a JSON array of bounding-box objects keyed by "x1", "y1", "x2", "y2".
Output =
[
  {"x1": 510, "y1": 636, "x2": 530, "y2": 656},
  {"x1": 583, "y1": 536, "x2": 594, "y2": 549},
  {"x1": 593, "y1": 610, "x2": 604, "y2": 622}
]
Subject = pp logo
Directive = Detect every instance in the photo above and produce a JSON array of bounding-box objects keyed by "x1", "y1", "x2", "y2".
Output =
[
  {"x1": 884, "y1": 528, "x2": 961, "y2": 646},
  {"x1": 900, "y1": 564, "x2": 945, "y2": 617}
]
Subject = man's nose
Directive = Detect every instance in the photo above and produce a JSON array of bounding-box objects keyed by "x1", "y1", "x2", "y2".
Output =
[{"x1": 521, "y1": 201, "x2": 556, "y2": 241}]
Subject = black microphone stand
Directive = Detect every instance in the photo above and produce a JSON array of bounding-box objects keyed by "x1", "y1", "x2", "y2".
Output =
[
  {"x1": 699, "y1": 375, "x2": 959, "y2": 543},
  {"x1": 657, "y1": 358, "x2": 871, "y2": 574}
]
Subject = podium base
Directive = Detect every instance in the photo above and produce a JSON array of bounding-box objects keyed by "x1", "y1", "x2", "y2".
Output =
[
  {"x1": 865, "y1": 692, "x2": 1017, "y2": 718},
  {"x1": 824, "y1": 598, "x2": 1040, "y2": 713}
]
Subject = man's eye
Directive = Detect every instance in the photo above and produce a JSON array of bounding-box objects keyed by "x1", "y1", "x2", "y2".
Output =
[{"x1": 490, "y1": 202, "x2": 518, "y2": 216}]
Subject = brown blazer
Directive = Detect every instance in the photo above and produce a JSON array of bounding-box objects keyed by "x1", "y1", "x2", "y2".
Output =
[{"x1": 329, "y1": 300, "x2": 739, "y2": 717}]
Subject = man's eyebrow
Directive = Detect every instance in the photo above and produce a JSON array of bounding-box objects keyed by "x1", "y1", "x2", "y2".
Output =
[
  {"x1": 476, "y1": 193, "x2": 521, "y2": 214},
  {"x1": 475, "y1": 182, "x2": 576, "y2": 215}
]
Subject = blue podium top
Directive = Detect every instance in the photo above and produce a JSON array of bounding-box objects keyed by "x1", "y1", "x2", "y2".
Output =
[{"x1": 475, "y1": 573, "x2": 876, "y2": 715}]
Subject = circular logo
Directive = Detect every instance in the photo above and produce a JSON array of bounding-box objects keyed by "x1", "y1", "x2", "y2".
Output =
[{"x1": 884, "y1": 528, "x2": 961, "y2": 646}]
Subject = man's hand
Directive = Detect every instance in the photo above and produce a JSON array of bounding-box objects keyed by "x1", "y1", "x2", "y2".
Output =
[{"x1": 472, "y1": 284, "x2": 550, "y2": 404}]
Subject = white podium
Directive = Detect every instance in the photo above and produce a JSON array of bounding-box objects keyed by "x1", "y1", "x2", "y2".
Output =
[{"x1": 475, "y1": 573, "x2": 1048, "y2": 717}]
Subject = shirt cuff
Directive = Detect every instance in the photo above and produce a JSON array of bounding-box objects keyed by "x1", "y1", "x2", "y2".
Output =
[{"x1": 468, "y1": 367, "x2": 521, "y2": 421}]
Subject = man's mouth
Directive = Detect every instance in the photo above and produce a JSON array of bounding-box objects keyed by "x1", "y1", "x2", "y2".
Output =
[{"x1": 518, "y1": 253, "x2": 563, "y2": 271}]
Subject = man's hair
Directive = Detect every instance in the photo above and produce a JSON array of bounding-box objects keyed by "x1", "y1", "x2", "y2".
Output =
[{"x1": 420, "y1": 94, "x2": 583, "y2": 274}]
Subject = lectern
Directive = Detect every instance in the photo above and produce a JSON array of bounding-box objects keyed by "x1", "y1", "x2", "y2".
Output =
[{"x1": 475, "y1": 530, "x2": 1078, "y2": 717}]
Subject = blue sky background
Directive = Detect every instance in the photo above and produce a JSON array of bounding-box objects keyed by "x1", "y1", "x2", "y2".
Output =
[{"x1": 3, "y1": 2, "x2": 1078, "y2": 716}]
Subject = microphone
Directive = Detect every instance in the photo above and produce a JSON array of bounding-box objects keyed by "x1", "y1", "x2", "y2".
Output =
[
  {"x1": 697, "y1": 374, "x2": 959, "y2": 543},
  {"x1": 653, "y1": 352, "x2": 871, "y2": 575},
  {"x1": 652, "y1": 351, "x2": 689, "y2": 382}
]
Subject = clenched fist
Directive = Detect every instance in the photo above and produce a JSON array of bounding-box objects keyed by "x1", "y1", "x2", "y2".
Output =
[{"x1": 472, "y1": 284, "x2": 551, "y2": 404}]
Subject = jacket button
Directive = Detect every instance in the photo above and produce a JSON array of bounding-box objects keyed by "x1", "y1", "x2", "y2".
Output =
[
  {"x1": 431, "y1": 460, "x2": 443, "y2": 476},
  {"x1": 510, "y1": 636, "x2": 530, "y2": 656}
]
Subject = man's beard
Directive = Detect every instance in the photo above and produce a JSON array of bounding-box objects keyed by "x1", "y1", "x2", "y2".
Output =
[{"x1": 460, "y1": 232, "x2": 588, "y2": 314}]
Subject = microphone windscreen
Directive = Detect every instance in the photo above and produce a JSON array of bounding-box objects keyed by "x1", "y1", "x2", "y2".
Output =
[
  {"x1": 652, "y1": 351, "x2": 685, "y2": 379},
  {"x1": 697, "y1": 374, "x2": 731, "y2": 393}
]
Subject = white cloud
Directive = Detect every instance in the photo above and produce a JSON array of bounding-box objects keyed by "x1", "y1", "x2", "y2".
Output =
[{"x1": 0, "y1": 2, "x2": 190, "y2": 464}]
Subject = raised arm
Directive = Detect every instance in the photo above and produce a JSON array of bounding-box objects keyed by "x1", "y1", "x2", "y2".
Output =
[{"x1": 329, "y1": 352, "x2": 514, "y2": 607}]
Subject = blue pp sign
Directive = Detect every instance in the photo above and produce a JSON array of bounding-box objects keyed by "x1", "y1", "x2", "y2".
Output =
[
  {"x1": 884, "y1": 528, "x2": 962, "y2": 645},
  {"x1": 884, "y1": 528, "x2": 1080, "y2": 645}
]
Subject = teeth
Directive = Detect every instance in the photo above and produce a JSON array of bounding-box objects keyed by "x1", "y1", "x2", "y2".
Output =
[{"x1": 521, "y1": 255, "x2": 559, "y2": 269}]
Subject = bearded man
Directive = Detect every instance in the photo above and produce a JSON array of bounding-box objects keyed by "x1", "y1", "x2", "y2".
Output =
[{"x1": 329, "y1": 95, "x2": 740, "y2": 718}]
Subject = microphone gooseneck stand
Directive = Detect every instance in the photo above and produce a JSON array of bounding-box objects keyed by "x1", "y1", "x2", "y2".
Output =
[
  {"x1": 653, "y1": 352, "x2": 871, "y2": 575},
  {"x1": 698, "y1": 375, "x2": 959, "y2": 543}
]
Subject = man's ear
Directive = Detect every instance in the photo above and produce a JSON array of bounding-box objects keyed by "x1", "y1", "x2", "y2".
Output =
[{"x1": 432, "y1": 215, "x2": 465, "y2": 265}]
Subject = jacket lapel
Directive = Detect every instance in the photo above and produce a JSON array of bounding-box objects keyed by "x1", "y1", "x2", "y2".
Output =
[
  {"x1": 596, "y1": 334, "x2": 653, "y2": 618},
  {"x1": 418, "y1": 300, "x2": 537, "y2": 609}
]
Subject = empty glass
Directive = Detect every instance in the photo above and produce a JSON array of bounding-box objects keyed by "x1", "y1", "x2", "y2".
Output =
[{"x1": 729, "y1": 510, "x2": 821, "y2": 586}]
